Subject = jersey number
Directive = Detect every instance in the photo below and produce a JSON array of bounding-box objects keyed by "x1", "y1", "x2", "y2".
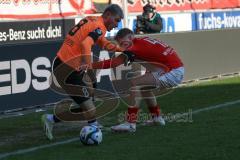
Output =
[
  {"x1": 143, "y1": 37, "x2": 168, "y2": 48},
  {"x1": 69, "y1": 19, "x2": 88, "y2": 36}
]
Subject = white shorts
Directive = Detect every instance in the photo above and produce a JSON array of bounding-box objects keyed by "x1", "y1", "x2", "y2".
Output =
[{"x1": 152, "y1": 66, "x2": 184, "y2": 88}]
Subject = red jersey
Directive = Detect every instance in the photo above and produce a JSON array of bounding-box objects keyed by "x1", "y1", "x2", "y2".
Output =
[
  {"x1": 91, "y1": 36, "x2": 183, "y2": 72},
  {"x1": 128, "y1": 37, "x2": 183, "y2": 71}
]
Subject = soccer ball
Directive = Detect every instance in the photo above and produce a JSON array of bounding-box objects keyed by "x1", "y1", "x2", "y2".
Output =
[{"x1": 80, "y1": 125, "x2": 102, "y2": 145}]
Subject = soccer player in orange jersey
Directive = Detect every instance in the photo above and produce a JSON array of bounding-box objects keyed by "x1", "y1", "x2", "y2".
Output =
[
  {"x1": 41, "y1": 4, "x2": 124, "y2": 140},
  {"x1": 88, "y1": 28, "x2": 184, "y2": 132}
]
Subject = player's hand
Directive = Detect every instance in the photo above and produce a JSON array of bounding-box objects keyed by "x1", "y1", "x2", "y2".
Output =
[
  {"x1": 123, "y1": 51, "x2": 135, "y2": 66},
  {"x1": 76, "y1": 64, "x2": 92, "y2": 72}
]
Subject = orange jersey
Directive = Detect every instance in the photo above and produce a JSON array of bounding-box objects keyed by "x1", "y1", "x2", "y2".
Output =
[{"x1": 57, "y1": 16, "x2": 122, "y2": 69}]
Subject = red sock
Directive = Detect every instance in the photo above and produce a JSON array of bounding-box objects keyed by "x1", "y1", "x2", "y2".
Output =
[
  {"x1": 148, "y1": 105, "x2": 161, "y2": 118},
  {"x1": 127, "y1": 107, "x2": 139, "y2": 123}
]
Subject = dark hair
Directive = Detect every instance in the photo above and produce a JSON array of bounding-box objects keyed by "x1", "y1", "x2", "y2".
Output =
[
  {"x1": 115, "y1": 28, "x2": 134, "y2": 41},
  {"x1": 103, "y1": 4, "x2": 124, "y2": 19},
  {"x1": 143, "y1": 4, "x2": 156, "y2": 13}
]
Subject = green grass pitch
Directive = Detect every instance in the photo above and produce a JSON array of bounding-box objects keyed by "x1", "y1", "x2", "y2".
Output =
[{"x1": 0, "y1": 76, "x2": 240, "y2": 160}]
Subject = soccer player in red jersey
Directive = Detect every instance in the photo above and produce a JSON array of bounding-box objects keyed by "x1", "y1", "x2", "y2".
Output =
[
  {"x1": 41, "y1": 4, "x2": 124, "y2": 140},
  {"x1": 88, "y1": 28, "x2": 184, "y2": 132}
]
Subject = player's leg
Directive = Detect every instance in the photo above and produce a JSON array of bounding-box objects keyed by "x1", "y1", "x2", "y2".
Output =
[
  {"x1": 42, "y1": 57, "x2": 65, "y2": 140},
  {"x1": 112, "y1": 66, "x2": 184, "y2": 132},
  {"x1": 141, "y1": 90, "x2": 165, "y2": 125},
  {"x1": 143, "y1": 67, "x2": 185, "y2": 125},
  {"x1": 131, "y1": 73, "x2": 166, "y2": 125},
  {"x1": 42, "y1": 57, "x2": 98, "y2": 140},
  {"x1": 111, "y1": 72, "x2": 157, "y2": 132}
]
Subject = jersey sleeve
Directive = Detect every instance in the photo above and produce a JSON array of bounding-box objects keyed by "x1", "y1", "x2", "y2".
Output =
[
  {"x1": 79, "y1": 27, "x2": 104, "y2": 64},
  {"x1": 91, "y1": 54, "x2": 126, "y2": 69},
  {"x1": 88, "y1": 28, "x2": 103, "y2": 42},
  {"x1": 79, "y1": 36, "x2": 94, "y2": 64},
  {"x1": 97, "y1": 37, "x2": 123, "y2": 52}
]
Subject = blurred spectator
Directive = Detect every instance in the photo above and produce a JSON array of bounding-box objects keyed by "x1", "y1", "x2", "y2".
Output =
[
  {"x1": 135, "y1": 4, "x2": 163, "y2": 34},
  {"x1": 93, "y1": 0, "x2": 111, "y2": 13}
]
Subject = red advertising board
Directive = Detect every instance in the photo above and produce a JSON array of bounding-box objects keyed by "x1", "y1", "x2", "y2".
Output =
[
  {"x1": 128, "y1": 0, "x2": 240, "y2": 13},
  {"x1": 0, "y1": 0, "x2": 95, "y2": 19},
  {"x1": 0, "y1": 0, "x2": 239, "y2": 19},
  {"x1": 212, "y1": 0, "x2": 239, "y2": 9},
  {"x1": 128, "y1": 0, "x2": 192, "y2": 12},
  {"x1": 190, "y1": 0, "x2": 212, "y2": 10}
]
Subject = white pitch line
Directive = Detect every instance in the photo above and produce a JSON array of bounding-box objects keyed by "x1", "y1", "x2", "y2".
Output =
[
  {"x1": 1, "y1": 99, "x2": 240, "y2": 159},
  {"x1": 192, "y1": 99, "x2": 240, "y2": 114},
  {"x1": 0, "y1": 138, "x2": 79, "y2": 159}
]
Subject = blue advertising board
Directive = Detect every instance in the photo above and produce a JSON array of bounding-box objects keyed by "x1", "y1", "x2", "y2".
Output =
[{"x1": 193, "y1": 10, "x2": 240, "y2": 30}]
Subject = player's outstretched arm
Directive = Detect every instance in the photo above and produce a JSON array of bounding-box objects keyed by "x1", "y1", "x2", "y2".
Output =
[
  {"x1": 97, "y1": 37, "x2": 123, "y2": 52},
  {"x1": 76, "y1": 50, "x2": 135, "y2": 72},
  {"x1": 91, "y1": 54, "x2": 126, "y2": 69},
  {"x1": 76, "y1": 54, "x2": 125, "y2": 72}
]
